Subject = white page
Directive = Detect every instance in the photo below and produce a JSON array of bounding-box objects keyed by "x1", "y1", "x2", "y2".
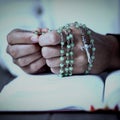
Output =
[
  {"x1": 0, "y1": 74, "x2": 103, "y2": 111},
  {"x1": 104, "y1": 70, "x2": 120, "y2": 110}
]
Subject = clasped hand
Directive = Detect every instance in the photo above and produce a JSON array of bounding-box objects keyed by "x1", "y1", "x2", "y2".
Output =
[{"x1": 6, "y1": 27, "x2": 116, "y2": 75}]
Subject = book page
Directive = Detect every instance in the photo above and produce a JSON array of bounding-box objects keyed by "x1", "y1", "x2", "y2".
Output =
[
  {"x1": 0, "y1": 74, "x2": 103, "y2": 111},
  {"x1": 104, "y1": 70, "x2": 120, "y2": 110}
]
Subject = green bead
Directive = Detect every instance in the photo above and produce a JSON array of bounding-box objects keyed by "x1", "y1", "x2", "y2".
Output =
[
  {"x1": 92, "y1": 47, "x2": 96, "y2": 51},
  {"x1": 66, "y1": 52, "x2": 69, "y2": 56},
  {"x1": 70, "y1": 43, "x2": 74, "y2": 47},
  {"x1": 70, "y1": 60, "x2": 74, "y2": 64},
  {"x1": 74, "y1": 21, "x2": 79, "y2": 28},
  {"x1": 60, "y1": 69, "x2": 64, "y2": 74},
  {"x1": 69, "y1": 72, "x2": 72, "y2": 76},
  {"x1": 60, "y1": 57, "x2": 64, "y2": 61},
  {"x1": 66, "y1": 60, "x2": 70, "y2": 64},
  {"x1": 57, "y1": 29, "x2": 62, "y2": 33},
  {"x1": 66, "y1": 24, "x2": 69, "y2": 27},
  {"x1": 88, "y1": 67, "x2": 92, "y2": 71},
  {"x1": 65, "y1": 68, "x2": 69, "y2": 72},
  {"x1": 91, "y1": 55, "x2": 95, "y2": 60},
  {"x1": 69, "y1": 67, "x2": 73, "y2": 71},
  {"x1": 64, "y1": 73, "x2": 69, "y2": 76},
  {"x1": 70, "y1": 51, "x2": 74, "y2": 56},
  {"x1": 87, "y1": 30, "x2": 91, "y2": 35},
  {"x1": 66, "y1": 36, "x2": 70, "y2": 41},
  {"x1": 61, "y1": 41, "x2": 65, "y2": 45},
  {"x1": 85, "y1": 70, "x2": 89, "y2": 74},
  {"x1": 60, "y1": 50, "x2": 64, "y2": 54},
  {"x1": 90, "y1": 39, "x2": 94, "y2": 44},
  {"x1": 69, "y1": 34, "x2": 73, "y2": 39},
  {"x1": 67, "y1": 45, "x2": 71, "y2": 49},
  {"x1": 82, "y1": 24, "x2": 86, "y2": 29},
  {"x1": 60, "y1": 63, "x2": 64, "y2": 67},
  {"x1": 89, "y1": 64, "x2": 93, "y2": 68},
  {"x1": 74, "y1": 21, "x2": 79, "y2": 25}
]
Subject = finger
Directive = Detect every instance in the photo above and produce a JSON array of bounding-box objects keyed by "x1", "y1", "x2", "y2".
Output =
[
  {"x1": 41, "y1": 43, "x2": 84, "y2": 59},
  {"x1": 42, "y1": 46, "x2": 60, "y2": 59},
  {"x1": 7, "y1": 29, "x2": 39, "y2": 45},
  {"x1": 7, "y1": 44, "x2": 40, "y2": 58},
  {"x1": 22, "y1": 57, "x2": 46, "y2": 74},
  {"x1": 46, "y1": 57, "x2": 60, "y2": 67},
  {"x1": 39, "y1": 31, "x2": 60, "y2": 46},
  {"x1": 13, "y1": 52, "x2": 42, "y2": 67}
]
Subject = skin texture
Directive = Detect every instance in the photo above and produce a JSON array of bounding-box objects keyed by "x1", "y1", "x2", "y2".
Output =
[
  {"x1": 7, "y1": 29, "x2": 48, "y2": 74},
  {"x1": 7, "y1": 27, "x2": 120, "y2": 75}
]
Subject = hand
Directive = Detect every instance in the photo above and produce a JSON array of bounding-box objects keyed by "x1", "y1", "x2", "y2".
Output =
[
  {"x1": 37, "y1": 27, "x2": 118, "y2": 74},
  {"x1": 6, "y1": 29, "x2": 47, "y2": 74}
]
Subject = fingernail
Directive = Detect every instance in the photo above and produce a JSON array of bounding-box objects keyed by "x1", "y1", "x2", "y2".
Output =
[{"x1": 31, "y1": 35, "x2": 38, "y2": 43}]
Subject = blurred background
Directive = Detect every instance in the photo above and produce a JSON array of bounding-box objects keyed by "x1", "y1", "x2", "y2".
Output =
[{"x1": 0, "y1": 0, "x2": 120, "y2": 91}]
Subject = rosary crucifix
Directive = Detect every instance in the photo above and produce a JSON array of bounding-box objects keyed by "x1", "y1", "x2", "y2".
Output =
[{"x1": 80, "y1": 34, "x2": 92, "y2": 64}]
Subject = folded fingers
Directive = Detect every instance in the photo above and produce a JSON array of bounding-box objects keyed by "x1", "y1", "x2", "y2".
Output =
[
  {"x1": 13, "y1": 52, "x2": 42, "y2": 67},
  {"x1": 7, "y1": 44, "x2": 40, "y2": 59}
]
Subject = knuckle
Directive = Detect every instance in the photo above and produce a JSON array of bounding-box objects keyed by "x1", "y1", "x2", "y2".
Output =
[
  {"x1": 46, "y1": 59, "x2": 52, "y2": 67},
  {"x1": 7, "y1": 29, "x2": 20, "y2": 44},
  {"x1": 9, "y1": 46, "x2": 18, "y2": 58},
  {"x1": 30, "y1": 63, "x2": 38, "y2": 73},
  {"x1": 79, "y1": 55, "x2": 86, "y2": 63},
  {"x1": 50, "y1": 67, "x2": 59, "y2": 74},
  {"x1": 17, "y1": 58, "x2": 26, "y2": 67},
  {"x1": 42, "y1": 47, "x2": 49, "y2": 58},
  {"x1": 29, "y1": 58, "x2": 46, "y2": 73},
  {"x1": 50, "y1": 32, "x2": 58, "y2": 45}
]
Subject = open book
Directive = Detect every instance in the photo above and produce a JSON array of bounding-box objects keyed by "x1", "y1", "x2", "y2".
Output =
[{"x1": 0, "y1": 70, "x2": 120, "y2": 111}]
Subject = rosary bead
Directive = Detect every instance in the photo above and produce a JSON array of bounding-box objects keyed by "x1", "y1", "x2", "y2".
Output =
[
  {"x1": 91, "y1": 56, "x2": 95, "y2": 60},
  {"x1": 61, "y1": 41, "x2": 65, "y2": 45},
  {"x1": 67, "y1": 45, "x2": 71, "y2": 49},
  {"x1": 90, "y1": 39, "x2": 94, "y2": 44},
  {"x1": 70, "y1": 51, "x2": 74, "y2": 56},
  {"x1": 69, "y1": 67, "x2": 73, "y2": 71},
  {"x1": 60, "y1": 57, "x2": 64, "y2": 61},
  {"x1": 60, "y1": 69, "x2": 64, "y2": 74},
  {"x1": 89, "y1": 64, "x2": 93, "y2": 68},
  {"x1": 87, "y1": 30, "x2": 91, "y2": 35},
  {"x1": 71, "y1": 43, "x2": 75, "y2": 47},
  {"x1": 66, "y1": 60, "x2": 70, "y2": 64},
  {"x1": 92, "y1": 47, "x2": 96, "y2": 51},
  {"x1": 70, "y1": 60, "x2": 74, "y2": 64},
  {"x1": 69, "y1": 34, "x2": 73, "y2": 39},
  {"x1": 66, "y1": 36, "x2": 70, "y2": 41},
  {"x1": 66, "y1": 52, "x2": 69, "y2": 57},
  {"x1": 65, "y1": 68, "x2": 69, "y2": 72},
  {"x1": 60, "y1": 63, "x2": 64, "y2": 67},
  {"x1": 60, "y1": 50, "x2": 64, "y2": 54}
]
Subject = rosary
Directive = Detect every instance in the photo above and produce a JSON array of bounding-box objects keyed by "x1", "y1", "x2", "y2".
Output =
[{"x1": 33, "y1": 22, "x2": 96, "y2": 77}]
